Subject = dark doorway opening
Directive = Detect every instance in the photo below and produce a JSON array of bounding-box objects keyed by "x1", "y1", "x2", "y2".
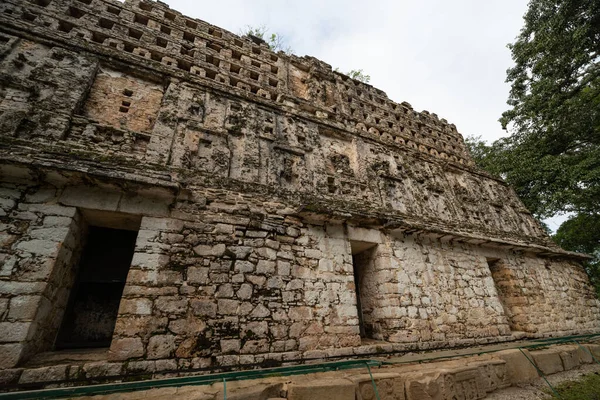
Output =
[
  {"x1": 350, "y1": 241, "x2": 377, "y2": 339},
  {"x1": 55, "y1": 226, "x2": 138, "y2": 349}
]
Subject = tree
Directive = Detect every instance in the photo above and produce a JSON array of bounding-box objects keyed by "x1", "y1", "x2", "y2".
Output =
[
  {"x1": 499, "y1": 0, "x2": 600, "y2": 219},
  {"x1": 466, "y1": 0, "x2": 600, "y2": 293},
  {"x1": 553, "y1": 213, "x2": 600, "y2": 295},
  {"x1": 239, "y1": 25, "x2": 292, "y2": 53}
]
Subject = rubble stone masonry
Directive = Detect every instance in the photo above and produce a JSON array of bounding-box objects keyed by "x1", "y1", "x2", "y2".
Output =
[{"x1": 0, "y1": 0, "x2": 598, "y2": 383}]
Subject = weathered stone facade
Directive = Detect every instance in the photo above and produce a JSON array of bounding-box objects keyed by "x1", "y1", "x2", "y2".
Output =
[{"x1": 0, "y1": 0, "x2": 598, "y2": 382}]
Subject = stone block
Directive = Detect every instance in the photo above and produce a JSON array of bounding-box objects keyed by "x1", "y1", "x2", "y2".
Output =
[
  {"x1": 140, "y1": 217, "x2": 185, "y2": 232},
  {"x1": 108, "y1": 337, "x2": 145, "y2": 360},
  {"x1": 218, "y1": 299, "x2": 240, "y2": 315},
  {"x1": 83, "y1": 362, "x2": 123, "y2": 378},
  {"x1": 0, "y1": 281, "x2": 46, "y2": 295},
  {"x1": 473, "y1": 359, "x2": 509, "y2": 393},
  {"x1": 169, "y1": 316, "x2": 206, "y2": 335},
  {"x1": 191, "y1": 299, "x2": 217, "y2": 317},
  {"x1": 0, "y1": 343, "x2": 24, "y2": 369},
  {"x1": 19, "y1": 365, "x2": 68, "y2": 384},
  {"x1": 118, "y1": 193, "x2": 170, "y2": 216},
  {"x1": 0, "y1": 298, "x2": 8, "y2": 317},
  {"x1": 347, "y1": 226, "x2": 383, "y2": 244},
  {"x1": 559, "y1": 345, "x2": 581, "y2": 371},
  {"x1": 29, "y1": 227, "x2": 71, "y2": 243},
  {"x1": 119, "y1": 298, "x2": 153, "y2": 315},
  {"x1": 25, "y1": 187, "x2": 56, "y2": 203},
  {"x1": 0, "y1": 322, "x2": 31, "y2": 342},
  {"x1": 8, "y1": 295, "x2": 41, "y2": 320},
  {"x1": 577, "y1": 344, "x2": 594, "y2": 364},
  {"x1": 147, "y1": 335, "x2": 177, "y2": 359},
  {"x1": 14, "y1": 239, "x2": 60, "y2": 257},
  {"x1": 404, "y1": 371, "x2": 444, "y2": 400},
  {"x1": 229, "y1": 246, "x2": 252, "y2": 260},
  {"x1": 288, "y1": 378, "x2": 356, "y2": 400},
  {"x1": 237, "y1": 283, "x2": 253, "y2": 300},
  {"x1": 59, "y1": 186, "x2": 121, "y2": 211},
  {"x1": 349, "y1": 373, "x2": 404, "y2": 400},
  {"x1": 493, "y1": 349, "x2": 539, "y2": 384},
  {"x1": 188, "y1": 267, "x2": 210, "y2": 284},
  {"x1": 442, "y1": 366, "x2": 486, "y2": 399},
  {"x1": 214, "y1": 382, "x2": 285, "y2": 400},
  {"x1": 531, "y1": 349, "x2": 564, "y2": 375},
  {"x1": 194, "y1": 243, "x2": 226, "y2": 257},
  {"x1": 23, "y1": 204, "x2": 77, "y2": 218},
  {"x1": 289, "y1": 307, "x2": 313, "y2": 321},
  {"x1": 256, "y1": 247, "x2": 277, "y2": 260},
  {"x1": 130, "y1": 253, "x2": 170, "y2": 269},
  {"x1": 0, "y1": 368, "x2": 23, "y2": 385},
  {"x1": 43, "y1": 216, "x2": 73, "y2": 227},
  {"x1": 256, "y1": 260, "x2": 276, "y2": 275},
  {"x1": 155, "y1": 296, "x2": 187, "y2": 314},
  {"x1": 221, "y1": 339, "x2": 241, "y2": 353},
  {"x1": 585, "y1": 344, "x2": 600, "y2": 361}
]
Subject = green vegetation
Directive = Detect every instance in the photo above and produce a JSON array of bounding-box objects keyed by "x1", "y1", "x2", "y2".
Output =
[
  {"x1": 550, "y1": 371, "x2": 600, "y2": 399},
  {"x1": 334, "y1": 68, "x2": 371, "y2": 83},
  {"x1": 239, "y1": 25, "x2": 292, "y2": 53},
  {"x1": 240, "y1": 26, "x2": 372, "y2": 83},
  {"x1": 345, "y1": 69, "x2": 371, "y2": 83},
  {"x1": 465, "y1": 0, "x2": 600, "y2": 293}
]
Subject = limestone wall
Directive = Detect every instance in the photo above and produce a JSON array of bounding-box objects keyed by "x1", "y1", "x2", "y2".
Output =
[
  {"x1": 1, "y1": 183, "x2": 598, "y2": 371},
  {"x1": 0, "y1": 0, "x2": 598, "y2": 377},
  {"x1": 0, "y1": 183, "x2": 85, "y2": 368},
  {"x1": 0, "y1": 34, "x2": 550, "y2": 247}
]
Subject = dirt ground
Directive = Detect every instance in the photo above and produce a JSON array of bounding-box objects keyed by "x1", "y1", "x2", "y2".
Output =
[{"x1": 487, "y1": 363, "x2": 600, "y2": 399}]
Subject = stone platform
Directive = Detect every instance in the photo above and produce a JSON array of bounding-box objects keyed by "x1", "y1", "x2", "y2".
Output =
[{"x1": 2, "y1": 341, "x2": 599, "y2": 399}]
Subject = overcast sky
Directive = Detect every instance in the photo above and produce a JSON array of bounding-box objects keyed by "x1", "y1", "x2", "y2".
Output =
[
  {"x1": 162, "y1": 0, "x2": 528, "y2": 144},
  {"x1": 154, "y1": 0, "x2": 568, "y2": 231}
]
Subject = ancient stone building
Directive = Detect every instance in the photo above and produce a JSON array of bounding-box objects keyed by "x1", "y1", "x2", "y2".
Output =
[{"x1": 0, "y1": 0, "x2": 599, "y2": 382}]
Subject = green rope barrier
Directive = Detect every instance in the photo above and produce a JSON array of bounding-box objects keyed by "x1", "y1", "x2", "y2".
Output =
[
  {"x1": 365, "y1": 362, "x2": 381, "y2": 400},
  {"x1": 518, "y1": 348, "x2": 562, "y2": 399}
]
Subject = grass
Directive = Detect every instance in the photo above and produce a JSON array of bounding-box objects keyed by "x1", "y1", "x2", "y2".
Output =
[{"x1": 550, "y1": 371, "x2": 600, "y2": 399}]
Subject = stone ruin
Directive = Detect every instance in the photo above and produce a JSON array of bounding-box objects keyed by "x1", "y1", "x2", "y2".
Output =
[{"x1": 0, "y1": 0, "x2": 599, "y2": 385}]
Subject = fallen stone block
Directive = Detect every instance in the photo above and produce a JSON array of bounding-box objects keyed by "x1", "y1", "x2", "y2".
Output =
[
  {"x1": 217, "y1": 382, "x2": 285, "y2": 400},
  {"x1": 288, "y1": 378, "x2": 356, "y2": 400},
  {"x1": 577, "y1": 344, "x2": 594, "y2": 364},
  {"x1": 404, "y1": 371, "x2": 444, "y2": 400},
  {"x1": 441, "y1": 365, "x2": 486, "y2": 400},
  {"x1": 585, "y1": 344, "x2": 600, "y2": 361},
  {"x1": 493, "y1": 349, "x2": 539, "y2": 384},
  {"x1": 558, "y1": 345, "x2": 580, "y2": 371},
  {"x1": 471, "y1": 359, "x2": 510, "y2": 393},
  {"x1": 348, "y1": 372, "x2": 405, "y2": 400},
  {"x1": 531, "y1": 349, "x2": 564, "y2": 375}
]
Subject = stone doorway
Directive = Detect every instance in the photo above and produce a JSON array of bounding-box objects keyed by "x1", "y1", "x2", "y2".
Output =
[
  {"x1": 350, "y1": 241, "x2": 378, "y2": 339},
  {"x1": 487, "y1": 258, "x2": 519, "y2": 332},
  {"x1": 55, "y1": 225, "x2": 138, "y2": 349}
]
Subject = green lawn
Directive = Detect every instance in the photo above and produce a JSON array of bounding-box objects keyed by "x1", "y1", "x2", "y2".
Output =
[{"x1": 551, "y1": 371, "x2": 600, "y2": 399}]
